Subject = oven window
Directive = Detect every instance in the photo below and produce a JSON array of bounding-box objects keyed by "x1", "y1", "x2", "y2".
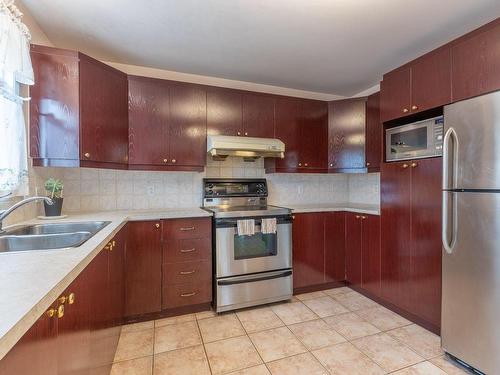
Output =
[
  {"x1": 390, "y1": 127, "x2": 427, "y2": 155},
  {"x1": 234, "y1": 232, "x2": 277, "y2": 260}
]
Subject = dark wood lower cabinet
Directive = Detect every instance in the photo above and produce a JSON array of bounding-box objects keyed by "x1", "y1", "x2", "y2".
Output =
[
  {"x1": 324, "y1": 212, "x2": 346, "y2": 283},
  {"x1": 345, "y1": 213, "x2": 362, "y2": 287},
  {"x1": 361, "y1": 214, "x2": 381, "y2": 296}
]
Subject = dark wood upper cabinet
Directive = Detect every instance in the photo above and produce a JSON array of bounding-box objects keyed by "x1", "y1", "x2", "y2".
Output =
[
  {"x1": 361, "y1": 214, "x2": 381, "y2": 297},
  {"x1": 273, "y1": 97, "x2": 301, "y2": 170},
  {"x1": 380, "y1": 68, "x2": 411, "y2": 123},
  {"x1": 300, "y1": 99, "x2": 328, "y2": 169},
  {"x1": 365, "y1": 92, "x2": 381, "y2": 171},
  {"x1": 207, "y1": 88, "x2": 242, "y2": 136},
  {"x1": 328, "y1": 97, "x2": 367, "y2": 172},
  {"x1": 345, "y1": 212, "x2": 362, "y2": 287},
  {"x1": 125, "y1": 221, "x2": 162, "y2": 317},
  {"x1": 324, "y1": 212, "x2": 346, "y2": 284},
  {"x1": 169, "y1": 83, "x2": 207, "y2": 167},
  {"x1": 128, "y1": 76, "x2": 169, "y2": 166},
  {"x1": 30, "y1": 45, "x2": 128, "y2": 169},
  {"x1": 451, "y1": 21, "x2": 500, "y2": 102},
  {"x1": 242, "y1": 94, "x2": 275, "y2": 138}
]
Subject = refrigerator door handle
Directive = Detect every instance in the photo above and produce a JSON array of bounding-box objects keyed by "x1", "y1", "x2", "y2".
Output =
[
  {"x1": 442, "y1": 127, "x2": 458, "y2": 190},
  {"x1": 442, "y1": 191, "x2": 458, "y2": 254}
]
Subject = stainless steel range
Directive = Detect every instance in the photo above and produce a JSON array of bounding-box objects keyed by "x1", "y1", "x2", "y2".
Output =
[{"x1": 202, "y1": 178, "x2": 293, "y2": 312}]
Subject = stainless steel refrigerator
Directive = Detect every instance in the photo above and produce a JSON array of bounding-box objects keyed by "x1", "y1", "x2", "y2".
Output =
[{"x1": 442, "y1": 90, "x2": 500, "y2": 374}]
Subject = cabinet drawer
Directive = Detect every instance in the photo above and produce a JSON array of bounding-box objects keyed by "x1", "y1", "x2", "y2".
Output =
[
  {"x1": 163, "y1": 238, "x2": 211, "y2": 262},
  {"x1": 163, "y1": 260, "x2": 211, "y2": 285},
  {"x1": 162, "y1": 282, "x2": 212, "y2": 309},
  {"x1": 162, "y1": 218, "x2": 211, "y2": 240}
]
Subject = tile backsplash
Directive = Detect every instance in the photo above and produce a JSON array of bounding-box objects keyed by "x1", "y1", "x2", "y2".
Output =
[{"x1": 12, "y1": 157, "x2": 380, "y2": 220}]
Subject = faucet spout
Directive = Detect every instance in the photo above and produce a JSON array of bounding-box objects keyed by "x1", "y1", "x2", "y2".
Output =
[{"x1": 0, "y1": 196, "x2": 53, "y2": 233}]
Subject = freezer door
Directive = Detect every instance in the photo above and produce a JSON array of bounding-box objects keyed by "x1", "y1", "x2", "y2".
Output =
[
  {"x1": 443, "y1": 90, "x2": 500, "y2": 190},
  {"x1": 441, "y1": 192, "x2": 500, "y2": 374}
]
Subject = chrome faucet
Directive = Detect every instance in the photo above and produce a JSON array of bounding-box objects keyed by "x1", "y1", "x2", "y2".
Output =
[{"x1": 0, "y1": 196, "x2": 53, "y2": 233}]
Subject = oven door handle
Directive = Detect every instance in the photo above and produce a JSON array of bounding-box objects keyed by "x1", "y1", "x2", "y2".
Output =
[{"x1": 217, "y1": 270, "x2": 292, "y2": 286}]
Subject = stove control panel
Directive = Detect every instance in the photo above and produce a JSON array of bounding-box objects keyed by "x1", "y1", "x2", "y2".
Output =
[{"x1": 203, "y1": 178, "x2": 268, "y2": 198}]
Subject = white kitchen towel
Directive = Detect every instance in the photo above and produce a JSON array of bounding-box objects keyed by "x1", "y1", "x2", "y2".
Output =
[
  {"x1": 237, "y1": 219, "x2": 255, "y2": 236},
  {"x1": 261, "y1": 218, "x2": 277, "y2": 234}
]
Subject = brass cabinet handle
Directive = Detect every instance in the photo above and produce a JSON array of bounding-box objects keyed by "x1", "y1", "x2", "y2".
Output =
[
  {"x1": 46, "y1": 308, "x2": 57, "y2": 318},
  {"x1": 180, "y1": 226, "x2": 195, "y2": 231},
  {"x1": 304, "y1": 163, "x2": 308, "y2": 167},
  {"x1": 292, "y1": 215, "x2": 295, "y2": 220},
  {"x1": 180, "y1": 248, "x2": 196, "y2": 253},
  {"x1": 244, "y1": 132, "x2": 248, "y2": 136},
  {"x1": 402, "y1": 108, "x2": 409, "y2": 113},
  {"x1": 411, "y1": 162, "x2": 418, "y2": 168},
  {"x1": 355, "y1": 215, "x2": 361, "y2": 219},
  {"x1": 361, "y1": 216, "x2": 367, "y2": 220},
  {"x1": 402, "y1": 163, "x2": 409, "y2": 169},
  {"x1": 179, "y1": 270, "x2": 196, "y2": 275},
  {"x1": 329, "y1": 163, "x2": 333, "y2": 167},
  {"x1": 163, "y1": 158, "x2": 168, "y2": 163},
  {"x1": 58, "y1": 292, "x2": 76, "y2": 305},
  {"x1": 155, "y1": 223, "x2": 160, "y2": 229},
  {"x1": 180, "y1": 292, "x2": 196, "y2": 297},
  {"x1": 67, "y1": 293, "x2": 76, "y2": 305},
  {"x1": 57, "y1": 305, "x2": 65, "y2": 319},
  {"x1": 237, "y1": 131, "x2": 241, "y2": 136},
  {"x1": 171, "y1": 159, "x2": 177, "y2": 164},
  {"x1": 411, "y1": 105, "x2": 418, "y2": 110},
  {"x1": 298, "y1": 163, "x2": 302, "y2": 167},
  {"x1": 105, "y1": 241, "x2": 114, "y2": 251},
  {"x1": 84, "y1": 152, "x2": 90, "y2": 158},
  {"x1": 366, "y1": 162, "x2": 371, "y2": 166}
]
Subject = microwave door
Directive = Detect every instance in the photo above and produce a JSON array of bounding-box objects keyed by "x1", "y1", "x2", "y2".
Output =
[{"x1": 387, "y1": 123, "x2": 429, "y2": 161}]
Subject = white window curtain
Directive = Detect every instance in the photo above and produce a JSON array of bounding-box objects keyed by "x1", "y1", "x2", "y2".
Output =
[{"x1": 0, "y1": 0, "x2": 34, "y2": 196}]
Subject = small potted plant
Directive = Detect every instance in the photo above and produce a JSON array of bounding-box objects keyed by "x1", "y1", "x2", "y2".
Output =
[{"x1": 44, "y1": 177, "x2": 64, "y2": 216}]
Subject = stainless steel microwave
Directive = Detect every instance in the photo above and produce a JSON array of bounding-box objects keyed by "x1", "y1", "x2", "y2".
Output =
[{"x1": 386, "y1": 116, "x2": 444, "y2": 162}]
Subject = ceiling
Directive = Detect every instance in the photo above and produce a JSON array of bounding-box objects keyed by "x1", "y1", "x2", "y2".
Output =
[{"x1": 21, "y1": 0, "x2": 499, "y2": 96}]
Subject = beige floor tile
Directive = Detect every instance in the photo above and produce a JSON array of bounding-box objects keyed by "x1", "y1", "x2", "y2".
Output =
[
  {"x1": 392, "y1": 361, "x2": 448, "y2": 374},
  {"x1": 196, "y1": 309, "x2": 218, "y2": 320},
  {"x1": 288, "y1": 319, "x2": 346, "y2": 350},
  {"x1": 269, "y1": 301, "x2": 318, "y2": 325},
  {"x1": 352, "y1": 332, "x2": 424, "y2": 372},
  {"x1": 267, "y1": 352, "x2": 328, "y2": 375},
  {"x1": 111, "y1": 356, "x2": 152, "y2": 375},
  {"x1": 295, "y1": 291, "x2": 327, "y2": 301},
  {"x1": 155, "y1": 313, "x2": 195, "y2": 327},
  {"x1": 312, "y1": 342, "x2": 385, "y2": 375},
  {"x1": 332, "y1": 291, "x2": 378, "y2": 311},
  {"x1": 121, "y1": 321, "x2": 155, "y2": 333},
  {"x1": 153, "y1": 345, "x2": 210, "y2": 375},
  {"x1": 226, "y1": 364, "x2": 271, "y2": 375},
  {"x1": 114, "y1": 329, "x2": 154, "y2": 362},
  {"x1": 154, "y1": 321, "x2": 202, "y2": 354},
  {"x1": 323, "y1": 286, "x2": 352, "y2": 297},
  {"x1": 303, "y1": 296, "x2": 349, "y2": 318},
  {"x1": 356, "y1": 306, "x2": 411, "y2": 331},
  {"x1": 198, "y1": 313, "x2": 246, "y2": 343},
  {"x1": 430, "y1": 355, "x2": 472, "y2": 374},
  {"x1": 388, "y1": 324, "x2": 443, "y2": 359},
  {"x1": 249, "y1": 326, "x2": 307, "y2": 362},
  {"x1": 205, "y1": 336, "x2": 263, "y2": 375},
  {"x1": 236, "y1": 306, "x2": 284, "y2": 333},
  {"x1": 323, "y1": 312, "x2": 380, "y2": 340}
]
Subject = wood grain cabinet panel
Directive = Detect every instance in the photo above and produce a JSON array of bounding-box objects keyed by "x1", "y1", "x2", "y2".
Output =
[
  {"x1": 300, "y1": 99, "x2": 328, "y2": 170},
  {"x1": 361, "y1": 214, "x2": 381, "y2": 297},
  {"x1": 345, "y1": 212, "x2": 362, "y2": 287},
  {"x1": 162, "y1": 283, "x2": 212, "y2": 309},
  {"x1": 274, "y1": 97, "x2": 301, "y2": 170},
  {"x1": 125, "y1": 221, "x2": 162, "y2": 317},
  {"x1": 242, "y1": 94, "x2": 275, "y2": 138},
  {"x1": 163, "y1": 238, "x2": 212, "y2": 263},
  {"x1": 324, "y1": 212, "x2": 346, "y2": 283},
  {"x1": 452, "y1": 22, "x2": 500, "y2": 102},
  {"x1": 380, "y1": 68, "x2": 411, "y2": 122},
  {"x1": 207, "y1": 88, "x2": 242, "y2": 136},
  {"x1": 162, "y1": 217, "x2": 211, "y2": 240},
  {"x1": 365, "y1": 92, "x2": 381, "y2": 171}
]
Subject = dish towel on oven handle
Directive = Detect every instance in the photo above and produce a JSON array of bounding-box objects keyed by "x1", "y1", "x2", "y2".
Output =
[
  {"x1": 261, "y1": 218, "x2": 277, "y2": 234},
  {"x1": 237, "y1": 219, "x2": 255, "y2": 236}
]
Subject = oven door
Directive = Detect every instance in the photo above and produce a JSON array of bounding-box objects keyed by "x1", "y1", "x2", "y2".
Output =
[
  {"x1": 386, "y1": 121, "x2": 436, "y2": 161},
  {"x1": 215, "y1": 215, "x2": 292, "y2": 278}
]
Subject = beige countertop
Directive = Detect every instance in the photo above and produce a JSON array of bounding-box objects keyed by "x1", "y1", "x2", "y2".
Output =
[
  {"x1": 0, "y1": 208, "x2": 211, "y2": 360},
  {"x1": 286, "y1": 203, "x2": 380, "y2": 215}
]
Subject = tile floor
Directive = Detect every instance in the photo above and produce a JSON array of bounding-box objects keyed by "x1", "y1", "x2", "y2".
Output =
[{"x1": 111, "y1": 287, "x2": 473, "y2": 375}]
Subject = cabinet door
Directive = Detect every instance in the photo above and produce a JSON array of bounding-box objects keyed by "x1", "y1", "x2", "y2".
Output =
[
  {"x1": 125, "y1": 221, "x2": 162, "y2": 316},
  {"x1": 274, "y1": 97, "x2": 301, "y2": 170},
  {"x1": 301, "y1": 100, "x2": 328, "y2": 169},
  {"x1": 328, "y1": 98, "x2": 366, "y2": 171},
  {"x1": 365, "y1": 92, "x2": 381, "y2": 171},
  {"x1": 380, "y1": 68, "x2": 411, "y2": 122},
  {"x1": 292, "y1": 213, "x2": 325, "y2": 289},
  {"x1": 452, "y1": 22, "x2": 500, "y2": 102},
  {"x1": 242, "y1": 94, "x2": 275, "y2": 138},
  {"x1": 207, "y1": 88, "x2": 242, "y2": 136},
  {"x1": 107, "y1": 230, "x2": 126, "y2": 350},
  {"x1": 128, "y1": 76, "x2": 169, "y2": 166},
  {"x1": 324, "y1": 212, "x2": 346, "y2": 283},
  {"x1": 381, "y1": 161, "x2": 412, "y2": 310},
  {"x1": 361, "y1": 214, "x2": 381, "y2": 297},
  {"x1": 410, "y1": 158, "x2": 442, "y2": 328},
  {"x1": 79, "y1": 54, "x2": 128, "y2": 166},
  {"x1": 0, "y1": 306, "x2": 58, "y2": 375},
  {"x1": 345, "y1": 212, "x2": 362, "y2": 287},
  {"x1": 57, "y1": 272, "x2": 91, "y2": 375},
  {"x1": 169, "y1": 83, "x2": 207, "y2": 167}
]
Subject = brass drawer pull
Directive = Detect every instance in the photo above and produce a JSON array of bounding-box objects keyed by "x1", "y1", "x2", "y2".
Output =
[
  {"x1": 180, "y1": 270, "x2": 196, "y2": 275},
  {"x1": 180, "y1": 226, "x2": 195, "y2": 231},
  {"x1": 57, "y1": 304, "x2": 65, "y2": 319},
  {"x1": 180, "y1": 292, "x2": 196, "y2": 297},
  {"x1": 180, "y1": 248, "x2": 196, "y2": 253}
]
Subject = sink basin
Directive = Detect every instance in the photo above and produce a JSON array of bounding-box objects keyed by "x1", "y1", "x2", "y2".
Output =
[
  {"x1": 0, "y1": 232, "x2": 93, "y2": 252},
  {"x1": 5, "y1": 221, "x2": 111, "y2": 236}
]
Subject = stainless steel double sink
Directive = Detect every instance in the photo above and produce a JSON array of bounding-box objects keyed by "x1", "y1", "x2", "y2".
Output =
[{"x1": 0, "y1": 221, "x2": 111, "y2": 253}]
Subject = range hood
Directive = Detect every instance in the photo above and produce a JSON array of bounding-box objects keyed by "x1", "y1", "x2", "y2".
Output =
[{"x1": 207, "y1": 135, "x2": 285, "y2": 161}]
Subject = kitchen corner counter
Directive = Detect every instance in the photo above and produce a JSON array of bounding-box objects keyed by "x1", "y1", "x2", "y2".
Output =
[
  {"x1": 0, "y1": 208, "x2": 211, "y2": 361},
  {"x1": 287, "y1": 203, "x2": 380, "y2": 215}
]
